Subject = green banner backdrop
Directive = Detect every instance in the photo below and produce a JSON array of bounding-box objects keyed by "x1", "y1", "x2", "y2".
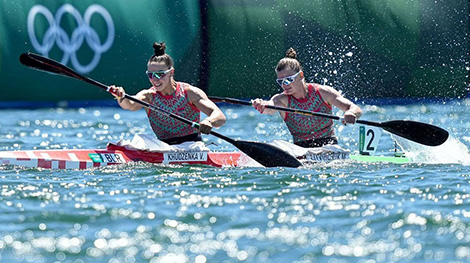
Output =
[{"x1": 0, "y1": 0, "x2": 468, "y2": 107}]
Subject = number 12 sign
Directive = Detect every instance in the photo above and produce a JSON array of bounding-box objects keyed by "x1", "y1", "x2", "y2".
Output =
[{"x1": 359, "y1": 125, "x2": 382, "y2": 155}]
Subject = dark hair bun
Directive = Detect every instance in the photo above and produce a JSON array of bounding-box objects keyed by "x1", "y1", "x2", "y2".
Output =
[
  {"x1": 285, "y1": 47, "x2": 297, "y2": 59},
  {"x1": 153, "y1": 42, "x2": 166, "y2": 56}
]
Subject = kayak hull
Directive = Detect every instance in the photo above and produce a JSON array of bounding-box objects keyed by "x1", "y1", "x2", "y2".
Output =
[
  {"x1": 0, "y1": 144, "x2": 409, "y2": 169},
  {"x1": 0, "y1": 144, "x2": 242, "y2": 169}
]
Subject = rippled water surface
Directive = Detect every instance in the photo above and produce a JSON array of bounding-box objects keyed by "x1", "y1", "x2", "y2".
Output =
[{"x1": 1, "y1": 101, "x2": 470, "y2": 263}]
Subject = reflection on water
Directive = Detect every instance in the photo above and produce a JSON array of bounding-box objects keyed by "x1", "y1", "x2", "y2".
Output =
[{"x1": 1, "y1": 102, "x2": 470, "y2": 263}]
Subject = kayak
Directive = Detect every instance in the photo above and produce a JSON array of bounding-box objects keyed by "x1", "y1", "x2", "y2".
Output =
[
  {"x1": 0, "y1": 144, "x2": 241, "y2": 169},
  {"x1": 0, "y1": 143, "x2": 409, "y2": 169}
]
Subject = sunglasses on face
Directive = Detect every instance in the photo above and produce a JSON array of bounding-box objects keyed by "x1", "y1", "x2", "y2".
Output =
[
  {"x1": 276, "y1": 71, "x2": 301, "y2": 86},
  {"x1": 146, "y1": 68, "x2": 173, "y2": 79}
]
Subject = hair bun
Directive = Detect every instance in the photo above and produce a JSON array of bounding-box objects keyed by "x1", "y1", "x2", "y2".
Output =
[
  {"x1": 153, "y1": 42, "x2": 166, "y2": 56},
  {"x1": 285, "y1": 47, "x2": 297, "y2": 59}
]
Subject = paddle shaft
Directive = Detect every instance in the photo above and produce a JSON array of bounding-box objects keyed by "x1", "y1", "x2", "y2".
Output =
[
  {"x1": 210, "y1": 96, "x2": 343, "y2": 121},
  {"x1": 209, "y1": 96, "x2": 449, "y2": 146},
  {"x1": 113, "y1": 93, "x2": 236, "y2": 144},
  {"x1": 209, "y1": 96, "x2": 427, "y2": 129}
]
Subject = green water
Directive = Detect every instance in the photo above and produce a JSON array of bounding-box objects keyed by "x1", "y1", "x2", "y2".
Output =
[{"x1": 1, "y1": 101, "x2": 469, "y2": 263}]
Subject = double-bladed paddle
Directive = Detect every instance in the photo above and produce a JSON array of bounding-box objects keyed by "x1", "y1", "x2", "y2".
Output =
[
  {"x1": 19, "y1": 52, "x2": 302, "y2": 168},
  {"x1": 209, "y1": 96, "x2": 449, "y2": 147}
]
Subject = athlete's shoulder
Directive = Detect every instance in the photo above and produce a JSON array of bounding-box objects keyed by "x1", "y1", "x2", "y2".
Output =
[
  {"x1": 272, "y1": 93, "x2": 289, "y2": 107},
  {"x1": 313, "y1": 83, "x2": 336, "y2": 92}
]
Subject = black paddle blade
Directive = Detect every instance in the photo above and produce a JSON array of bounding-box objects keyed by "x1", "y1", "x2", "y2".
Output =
[
  {"x1": 19, "y1": 53, "x2": 57, "y2": 73},
  {"x1": 380, "y1": 120, "x2": 449, "y2": 146},
  {"x1": 232, "y1": 140, "x2": 302, "y2": 168},
  {"x1": 20, "y1": 53, "x2": 78, "y2": 79}
]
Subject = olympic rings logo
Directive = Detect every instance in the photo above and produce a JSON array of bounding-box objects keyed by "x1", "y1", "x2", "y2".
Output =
[{"x1": 27, "y1": 4, "x2": 114, "y2": 74}]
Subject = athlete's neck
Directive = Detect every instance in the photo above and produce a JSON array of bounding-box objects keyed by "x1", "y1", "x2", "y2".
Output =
[
  {"x1": 293, "y1": 83, "x2": 308, "y2": 100},
  {"x1": 160, "y1": 79, "x2": 177, "y2": 96}
]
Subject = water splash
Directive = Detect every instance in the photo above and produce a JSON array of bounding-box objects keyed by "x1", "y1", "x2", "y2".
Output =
[{"x1": 394, "y1": 135, "x2": 470, "y2": 165}]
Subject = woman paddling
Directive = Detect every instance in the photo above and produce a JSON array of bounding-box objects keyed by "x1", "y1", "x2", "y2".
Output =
[
  {"x1": 111, "y1": 42, "x2": 226, "y2": 145},
  {"x1": 252, "y1": 47, "x2": 362, "y2": 148}
]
